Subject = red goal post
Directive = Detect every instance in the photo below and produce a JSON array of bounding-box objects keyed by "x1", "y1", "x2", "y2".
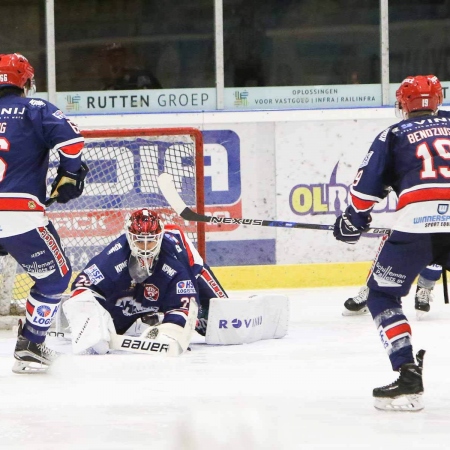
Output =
[{"x1": 0, "y1": 127, "x2": 205, "y2": 328}]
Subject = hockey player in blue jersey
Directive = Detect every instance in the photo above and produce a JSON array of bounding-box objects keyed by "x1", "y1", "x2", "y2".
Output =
[
  {"x1": 0, "y1": 53, "x2": 88, "y2": 373},
  {"x1": 63, "y1": 208, "x2": 227, "y2": 355},
  {"x1": 334, "y1": 74, "x2": 450, "y2": 411}
]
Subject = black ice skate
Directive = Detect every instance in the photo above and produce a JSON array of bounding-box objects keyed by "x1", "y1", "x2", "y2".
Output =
[
  {"x1": 342, "y1": 286, "x2": 369, "y2": 316},
  {"x1": 12, "y1": 320, "x2": 59, "y2": 374},
  {"x1": 373, "y1": 349, "x2": 425, "y2": 412},
  {"x1": 415, "y1": 287, "x2": 433, "y2": 320}
]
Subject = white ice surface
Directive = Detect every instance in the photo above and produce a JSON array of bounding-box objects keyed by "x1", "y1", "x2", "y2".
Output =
[{"x1": 1, "y1": 286, "x2": 450, "y2": 450}]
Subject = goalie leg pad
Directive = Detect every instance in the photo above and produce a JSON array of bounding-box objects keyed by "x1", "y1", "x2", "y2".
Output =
[
  {"x1": 63, "y1": 290, "x2": 115, "y2": 355},
  {"x1": 205, "y1": 295, "x2": 289, "y2": 345},
  {"x1": 138, "y1": 298, "x2": 199, "y2": 356}
]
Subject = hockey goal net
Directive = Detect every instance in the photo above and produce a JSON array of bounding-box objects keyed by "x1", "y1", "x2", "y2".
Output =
[{"x1": 0, "y1": 127, "x2": 205, "y2": 329}]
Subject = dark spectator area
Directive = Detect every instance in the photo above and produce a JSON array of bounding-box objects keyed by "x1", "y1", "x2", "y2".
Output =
[{"x1": 1, "y1": 0, "x2": 450, "y2": 91}]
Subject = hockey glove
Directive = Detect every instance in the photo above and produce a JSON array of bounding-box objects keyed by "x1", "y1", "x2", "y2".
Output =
[
  {"x1": 47, "y1": 162, "x2": 89, "y2": 205},
  {"x1": 333, "y1": 206, "x2": 371, "y2": 244}
]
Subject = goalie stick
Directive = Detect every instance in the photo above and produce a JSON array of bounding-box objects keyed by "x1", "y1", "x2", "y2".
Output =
[{"x1": 157, "y1": 173, "x2": 391, "y2": 235}]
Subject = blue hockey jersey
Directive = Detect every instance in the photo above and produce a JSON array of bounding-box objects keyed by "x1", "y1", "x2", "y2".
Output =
[
  {"x1": 350, "y1": 110, "x2": 450, "y2": 232},
  {"x1": 71, "y1": 229, "x2": 203, "y2": 334},
  {"x1": 0, "y1": 93, "x2": 84, "y2": 236}
]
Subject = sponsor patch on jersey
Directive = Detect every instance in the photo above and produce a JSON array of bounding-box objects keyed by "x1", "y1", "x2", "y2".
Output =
[
  {"x1": 37, "y1": 305, "x2": 51, "y2": 318},
  {"x1": 107, "y1": 242, "x2": 122, "y2": 255},
  {"x1": 52, "y1": 109, "x2": 67, "y2": 120},
  {"x1": 176, "y1": 280, "x2": 196, "y2": 294},
  {"x1": 162, "y1": 263, "x2": 177, "y2": 277},
  {"x1": 378, "y1": 126, "x2": 390, "y2": 142},
  {"x1": 372, "y1": 262, "x2": 406, "y2": 287},
  {"x1": 359, "y1": 151, "x2": 373, "y2": 168},
  {"x1": 28, "y1": 99, "x2": 45, "y2": 107},
  {"x1": 114, "y1": 261, "x2": 127, "y2": 273},
  {"x1": 31, "y1": 250, "x2": 45, "y2": 258},
  {"x1": 84, "y1": 264, "x2": 105, "y2": 285},
  {"x1": 438, "y1": 204, "x2": 449, "y2": 215},
  {"x1": 143, "y1": 284, "x2": 159, "y2": 301}
]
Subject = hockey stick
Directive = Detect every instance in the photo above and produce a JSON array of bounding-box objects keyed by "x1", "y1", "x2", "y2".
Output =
[
  {"x1": 157, "y1": 173, "x2": 391, "y2": 235},
  {"x1": 443, "y1": 269, "x2": 449, "y2": 304}
]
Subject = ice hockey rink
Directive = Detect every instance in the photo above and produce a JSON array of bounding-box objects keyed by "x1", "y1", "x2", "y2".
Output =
[{"x1": 1, "y1": 286, "x2": 450, "y2": 450}]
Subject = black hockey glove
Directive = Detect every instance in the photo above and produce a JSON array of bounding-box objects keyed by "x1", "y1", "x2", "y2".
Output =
[
  {"x1": 47, "y1": 162, "x2": 89, "y2": 206},
  {"x1": 333, "y1": 206, "x2": 371, "y2": 245}
]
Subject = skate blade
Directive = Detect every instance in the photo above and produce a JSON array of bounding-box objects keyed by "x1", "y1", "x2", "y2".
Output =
[
  {"x1": 342, "y1": 307, "x2": 369, "y2": 316},
  {"x1": 374, "y1": 394, "x2": 424, "y2": 412},
  {"x1": 12, "y1": 359, "x2": 50, "y2": 374}
]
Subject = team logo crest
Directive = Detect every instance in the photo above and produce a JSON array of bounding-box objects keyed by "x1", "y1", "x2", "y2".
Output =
[
  {"x1": 28, "y1": 201, "x2": 36, "y2": 210},
  {"x1": 144, "y1": 284, "x2": 159, "y2": 301},
  {"x1": 438, "y1": 204, "x2": 449, "y2": 215}
]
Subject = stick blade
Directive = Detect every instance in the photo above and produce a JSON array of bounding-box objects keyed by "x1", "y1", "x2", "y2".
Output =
[{"x1": 157, "y1": 173, "x2": 187, "y2": 215}]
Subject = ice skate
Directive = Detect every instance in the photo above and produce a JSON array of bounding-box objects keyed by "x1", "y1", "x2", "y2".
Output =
[
  {"x1": 342, "y1": 286, "x2": 369, "y2": 316},
  {"x1": 373, "y1": 350, "x2": 425, "y2": 412},
  {"x1": 415, "y1": 287, "x2": 433, "y2": 320},
  {"x1": 12, "y1": 320, "x2": 59, "y2": 374}
]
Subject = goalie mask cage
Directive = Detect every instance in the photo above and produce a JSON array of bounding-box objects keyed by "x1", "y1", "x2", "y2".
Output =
[{"x1": 0, "y1": 127, "x2": 205, "y2": 329}]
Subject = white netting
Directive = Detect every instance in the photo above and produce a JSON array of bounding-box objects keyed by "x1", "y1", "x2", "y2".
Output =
[{"x1": 0, "y1": 128, "x2": 204, "y2": 327}]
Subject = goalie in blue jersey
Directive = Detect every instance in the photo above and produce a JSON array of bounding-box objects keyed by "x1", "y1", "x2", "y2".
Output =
[
  {"x1": 63, "y1": 208, "x2": 227, "y2": 356},
  {"x1": 0, "y1": 53, "x2": 88, "y2": 373}
]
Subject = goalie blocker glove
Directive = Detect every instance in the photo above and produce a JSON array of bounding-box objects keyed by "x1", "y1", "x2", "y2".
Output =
[
  {"x1": 47, "y1": 161, "x2": 89, "y2": 205},
  {"x1": 333, "y1": 205, "x2": 371, "y2": 244}
]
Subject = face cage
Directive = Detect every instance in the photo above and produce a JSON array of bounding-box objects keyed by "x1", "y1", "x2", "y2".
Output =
[{"x1": 127, "y1": 231, "x2": 164, "y2": 276}]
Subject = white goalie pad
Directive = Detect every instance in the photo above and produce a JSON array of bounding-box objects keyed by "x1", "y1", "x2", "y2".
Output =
[
  {"x1": 205, "y1": 294, "x2": 289, "y2": 345},
  {"x1": 63, "y1": 290, "x2": 116, "y2": 355},
  {"x1": 110, "y1": 298, "x2": 198, "y2": 357}
]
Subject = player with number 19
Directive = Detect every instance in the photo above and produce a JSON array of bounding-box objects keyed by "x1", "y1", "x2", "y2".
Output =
[
  {"x1": 0, "y1": 53, "x2": 88, "y2": 373},
  {"x1": 334, "y1": 75, "x2": 450, "y2": 411}
]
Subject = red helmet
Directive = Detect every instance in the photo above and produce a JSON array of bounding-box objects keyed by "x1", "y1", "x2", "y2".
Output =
[
  {"x1": 125, "y1": 209, "x2": 165, "y2": 275},
  {"x1": 0, "y1": 53, "x2": 35, "y2": 93},
  {"x1": 396, "y1": 75, "x2": 443, "y2": 118}
]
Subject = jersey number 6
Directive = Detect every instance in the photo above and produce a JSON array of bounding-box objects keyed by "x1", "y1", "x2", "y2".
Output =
[{"x1": 0, "y1": 137, "x2": 10, "y2": 182}]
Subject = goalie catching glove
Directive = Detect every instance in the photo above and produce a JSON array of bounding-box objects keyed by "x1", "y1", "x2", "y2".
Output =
[
  {"x1": 47, "y1": 161, "x2": 89, "y2": 205},
  {"x1": 333, "y1": 205, "x2": 371, "y2": 244}
]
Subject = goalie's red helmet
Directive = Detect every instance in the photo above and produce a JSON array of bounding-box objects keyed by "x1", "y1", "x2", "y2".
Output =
[
  {"x1": 0, "y1": 53, "x2": 35, "y2": 92},
  {"x1": 125, "y1": 209, "x2": 165, "y2": 275},
  {"x1": 396, "y1": 75, "x2": 443, "y2": 118}
]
